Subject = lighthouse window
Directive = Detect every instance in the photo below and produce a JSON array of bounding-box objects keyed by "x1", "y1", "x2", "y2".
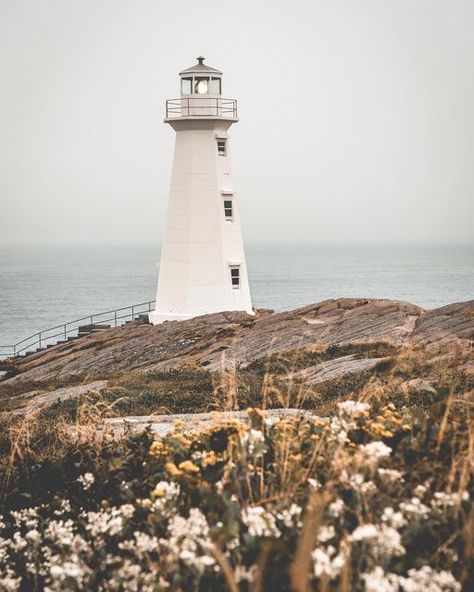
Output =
[
  {"x1": 230, "y1": 266, "x2": 240, "y2": 288},
  {"x1": 217, "y1": 139, "x2": 227, "y2": 157},
  {"x1": 194, "y1": 77, "x2": 209, "y2": 94},
  {"x1": 224, "y1": 200, "x2": 233, "y2": 221},
  {"x1": 181, "y1": 77, "x2": 192, "y2": 95},
  {"x1": 210, "y1": 77, "x2": 221, "y2": 94}
]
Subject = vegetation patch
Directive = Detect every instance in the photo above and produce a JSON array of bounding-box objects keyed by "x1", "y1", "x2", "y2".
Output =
[{"x1": 0, "y1": 391, "x2": 471, "y2": 591}]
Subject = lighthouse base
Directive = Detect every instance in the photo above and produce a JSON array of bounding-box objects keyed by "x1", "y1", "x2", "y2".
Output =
[{"x1": 148, "y1": 308, "x2": 254, "y2": 325}]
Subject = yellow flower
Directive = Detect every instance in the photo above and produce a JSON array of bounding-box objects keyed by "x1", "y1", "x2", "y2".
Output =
[
  {"x1": 149, "y1": 441, "x2": 165, "y2": 457},
  {"x1": 178, "y1": 460, "x2": 200, "y2": 474},
  {"x1": 165, "y1": 462, "x2": 183, "y2": 477},
  {"x1": 152, "y1": 487, "x2": 166, "y2": 498},
  {"x1": 203, "y1": 451, "x2": 218, "y2": 466}
]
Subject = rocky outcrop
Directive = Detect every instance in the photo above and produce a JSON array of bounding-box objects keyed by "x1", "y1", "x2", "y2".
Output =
[
  {"x1": 9, "y1": 380, "x2": 108, "y2": 415},
  {"x1": 2, "y1": 299, "x2": 473, "y2": 389}
]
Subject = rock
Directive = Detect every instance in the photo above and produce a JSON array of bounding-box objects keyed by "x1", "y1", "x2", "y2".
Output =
[
  {"x1": 9, "y1": 380, "x2": 108, "y2": 415},
  {"x1": 284, "y1": 355, "x2": 389, "y2": 384},
  {"x1": 2, "y1": 299, "x2": 473, "y2": 387},
  {"x1": 104, "y1": 408, "x2": 314, "y2": 437}
]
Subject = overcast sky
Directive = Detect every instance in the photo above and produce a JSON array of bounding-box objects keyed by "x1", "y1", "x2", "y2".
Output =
[{"x1": 0, "y1": 0, "x2": 473, "y2": 246}]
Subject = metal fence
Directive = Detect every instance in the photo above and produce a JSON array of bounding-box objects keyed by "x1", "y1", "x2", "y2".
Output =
[
  {"x1": 0, "y1": 300, "x2": 155, "y2": 360},
  {"x1": 165, "y1": 97, "x2": 237, "y2": 119}
]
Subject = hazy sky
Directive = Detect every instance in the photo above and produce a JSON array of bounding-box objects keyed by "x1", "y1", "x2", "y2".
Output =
[{"x1": 0, "y1": 0, "x2": 473, "y2": 246}]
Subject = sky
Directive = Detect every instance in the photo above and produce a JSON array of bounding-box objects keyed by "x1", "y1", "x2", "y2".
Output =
[{"x1": 0, "y1": 0, "x2": 473, "y2": 247}]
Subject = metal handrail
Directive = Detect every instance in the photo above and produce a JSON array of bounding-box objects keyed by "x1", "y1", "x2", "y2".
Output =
[
  {"x1": 165, "y1": 97, "x2": 237, "y2": 119},
  {"x1": 0, "y1": 300, "x2": 155, "y2": 360}
]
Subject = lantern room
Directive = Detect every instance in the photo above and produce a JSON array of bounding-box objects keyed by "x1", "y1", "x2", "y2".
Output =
[
  {"x1": 166, "y1": 57, "x2": 237, "y2": 120},
  {"x1": 179, "y1": 57, "x2": 222, "y2": 96}
]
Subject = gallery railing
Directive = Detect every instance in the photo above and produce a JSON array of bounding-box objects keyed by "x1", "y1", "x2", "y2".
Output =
[
  {"x1": 165, "y1": 97, "x2": 237, "y2": 119},
  {"x1": 0, "y1": 300, "x2": 155, "y2": 360}
]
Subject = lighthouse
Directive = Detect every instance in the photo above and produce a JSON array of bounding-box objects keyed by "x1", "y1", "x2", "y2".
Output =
[{"x1": 149, "y1": 58, "x2": 253, "y2": 324}]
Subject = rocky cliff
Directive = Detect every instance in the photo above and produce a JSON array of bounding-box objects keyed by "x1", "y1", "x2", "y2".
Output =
[{"x1": 0, "y1": 298, "x2": 473, "y2": 417}]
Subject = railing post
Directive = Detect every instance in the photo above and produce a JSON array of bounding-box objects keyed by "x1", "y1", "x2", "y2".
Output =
[
  {"x1": 39, "y1": 332, "x2": 42, "y2": 348},
  {"x1": 131, "y1": 306, "x2": 135, "y2": 320},
  {"x1": 114, "y1": 310, "x2": 117, "y2": 327},
  {"x1": 64, "y1": 324, "x2": 67, "y2": 340},
  {"x1": 91, "y1": 315, "x2": 93, "y2": 325},
  {"x1": 13, "y1": 344, "x2": 16, "y2": 357}
]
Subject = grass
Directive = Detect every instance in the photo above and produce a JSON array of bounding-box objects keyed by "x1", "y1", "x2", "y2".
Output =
[{"x1": 0, "y1": 380, "x2": 472, "y2": 591}]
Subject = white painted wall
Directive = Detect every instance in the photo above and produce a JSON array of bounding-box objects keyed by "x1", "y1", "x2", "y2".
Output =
[{"x1": 149, "y1": 115, "x2": 253, "y2": 323}]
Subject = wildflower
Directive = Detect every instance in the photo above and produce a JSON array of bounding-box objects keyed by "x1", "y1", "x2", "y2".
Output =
[
  {"x1": 400, "y1": 498, "x2": 430, "y2": 520},
  {"x1": 149, "y1": 440, "x2": 166, "y2": 457},
  {"x1": 432, "y1": 491, "x2": 469, "y2": 508},
  {"x1": 328, "y1": 498, "x2": 344, "y2": 518},
  {"x1": 350, "y1": 523, "x2": 405, "y2": 562},
  {"x1": 381, "y1": 507, "x2": 407, "y2": 529},
  {"x1": 337, "y1": 400, "x2": 370, "y2": 416},
  {"x1": 413, "y1": 484, "x2": 428, "y2": 498},
  {"x1": 308, "y1": 478, "x2": 321, "y2": 490},
  {"x1": 178, "y1": 460, "x2": 200, "y2": 474},
  {"x1": 399, "y1": 566, "x2": 461, "y2": 592},
  {"x1": 359, "y1": 441, "x2": 392, "y2": 461},
  {"x1": 162, "y1": 508, "x2": 215, "y2": 573},
  {"x1": 312, "y1": 545, "x2": 345, "y2": 579},
  {"x1": 202, "y1": 450, "x2": 219, "y2": 466},
  {"x1": 24, "y1": 529, "x2": 41, "y2": 544},
  {"x1": 165, "y1": 462, "x2": 183, "y2": 477},
  {"x1": 77, "y1": 472, "x2": 95, "y2": 490},
  {"x1": 277, "y1": 504, "x2": 302, "y2": 528},
  {"x1": 242, "y1": 506, "x2": 280, "y2": 538},
  {"x1": 241, "y1": 428, "x2": 265, "y2": 456},
  {"x1": 317, "y1": 525, "x2": 335, "y2": 543},
  {"x1": 362, "y1": 567, "x2": 400, "y2": 592},
  {"x1": 378, "y1": 468, "x2": 404, "y2": 483}
]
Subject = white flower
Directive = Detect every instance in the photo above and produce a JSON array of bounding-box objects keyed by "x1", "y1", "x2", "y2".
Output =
[
  {"x1": 381, "y1": 507, "x2": 407, "y2": 530},
  {"x1": 77, "y1": 472, "x2": 95, "y2": 490},
  {"x1": 413, "y1": 484, "x2": 428, "y2": 498},
  {"x1": 360, "y1": 441, "x2": 392, "y2": 461},
  {"x1": 277, "y1": 504, "x2": 302, "y2": 528},
  {"x1": 312, "y1": 545, "x2": 345, "y2": 579},
  {"x1": 0, "y1": 572, "x2": 21, "y2": 592},
  {"x1": 432, "y1": 491, "x2": 469, "y2": 508},
  {"x1": 308, "y1": 478, "x2": 321, "y2": 490},
  {"x1": 337, "y1": 400, "x2": 369, "y2": 416},
  {"x1": 118, "y1": 504, "x2": 134, "y2": 519},
  {"x1": 399, "y1": 498, "x2": 430, "y2": 520},
  {"x1": 378, "y1": 468, "x2": 404, "y2": 483},
  {"x1": 346, "y1": 473, "x2": 377, "y2": 494},
  {"x1": 25, "y1": 529, "x2": 41, "y2": 544},
  {"x1": 162, "y1": 508, "x2": 215, "y2": 573},
  {"x1": 317, "y1": 525, "x2": 335, "y2": 543},
  {"x1": 350, "y1": 524, "x2": 405, "y2": 562},
  {"x1": 399, "y1": 566, "x2": 461, "y2": 592},
  {"x1": 328, "y1": 498, "x2": 344, "y2": 518},
  {"x1": 241, "y1": 429, "x2": 266, "y2": 456},
  {"x1": 242, "y1": 506, "x2": 280, "y2": 538},
  {"x1": 362, "y1": 567, "x2": 401, "y2": 592}
]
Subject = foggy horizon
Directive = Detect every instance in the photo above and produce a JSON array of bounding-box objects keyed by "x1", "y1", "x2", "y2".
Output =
[{"x1": 1, "y1": 0, "x2": 473, "y2": 247}]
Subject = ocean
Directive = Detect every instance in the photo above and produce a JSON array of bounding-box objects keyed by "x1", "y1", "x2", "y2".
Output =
[{"x1": 0, "y1": 244, "x2": 473, "y2": 348}]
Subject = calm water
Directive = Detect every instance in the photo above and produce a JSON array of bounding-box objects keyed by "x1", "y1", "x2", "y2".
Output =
[{"x1": 0, "y1": 245, "x2": 473, "y2": 347}]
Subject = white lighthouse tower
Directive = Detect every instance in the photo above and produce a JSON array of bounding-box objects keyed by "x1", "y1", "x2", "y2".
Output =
[{"x1": 149, "y1": 57, "x2": 253, "y2": 324}]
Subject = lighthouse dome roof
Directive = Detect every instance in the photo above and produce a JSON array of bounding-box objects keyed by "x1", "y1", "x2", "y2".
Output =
[{"x1": 180, "y1": 57, "x2": 222, "y2": 76}]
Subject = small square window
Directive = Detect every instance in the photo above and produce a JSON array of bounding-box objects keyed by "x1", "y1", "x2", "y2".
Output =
[
  {"x1": 217, "y1": 139, "x2": 227, "y2": 157},
  {"x1": 223, "y1": 199, "x2": 233, "y2": 221},
  {"x1": 230, "y1": 265, "x2": 240, "y2": 289}
]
